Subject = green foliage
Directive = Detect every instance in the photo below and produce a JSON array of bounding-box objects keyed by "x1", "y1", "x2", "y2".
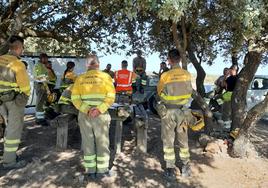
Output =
[
  {"x1": 158, "y1": 0, "x2": 191, "y2": 22},
  {"x1": 1, "y1": 0, "x2": 267, "y2": 59}
]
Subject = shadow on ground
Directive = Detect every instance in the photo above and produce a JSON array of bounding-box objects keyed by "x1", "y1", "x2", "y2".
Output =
[{"x1": 4, "y1": 113, "x2": 268, "y2": 187}]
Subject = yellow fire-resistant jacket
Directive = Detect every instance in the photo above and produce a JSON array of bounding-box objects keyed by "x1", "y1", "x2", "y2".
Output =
[
  {"x1": 58, "y1": 85, "x2": 73, "y2": 105},
  {"x1": 157, "y1": 65, "x2": 192, "y2": 105},
  {"x1": 0, "y1": 54, "x2": 30, "y2": 96},
  {"x1": 33, "y1": 62, "x2": 48, "y2": 82},
  {"x1": 47, "y1": 68, "x2": 57, "y2": 85},
  {"x1": 60, "y1": 71, "x2": 77, "y2": 89},
  {"x1": 71, "y1": 69, "x2": 115, "y2": 114}
]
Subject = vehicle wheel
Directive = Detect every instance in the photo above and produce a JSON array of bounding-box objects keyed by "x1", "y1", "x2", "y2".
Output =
[{"x1": 148, "y1": 95, "x2": 158, "y2": 115}]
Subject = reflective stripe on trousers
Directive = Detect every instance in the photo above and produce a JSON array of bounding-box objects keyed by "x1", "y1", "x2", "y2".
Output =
[
  {"x1": 163, "y1": 147, "x2": 175, "y2": 161},
  {"x1": 4, "y1": 138, "x2": 20, "y2": 152},
  {"x1": 159, "y1": 107, "x2": 190, "y2": 168},
  {"x1": 97, "y1": 155, "x2": 109, "y2": 171},
  {"x1": 78, "y1": 111, "x2": 111, "y2": 173},
  {"x1": 83, "y1": 154, "x2": 97, "y2": 172},
  {"x1": 179, "y1": 148, "x2": 190, "y2": 160},
  {"x1": 0, "y1": 100, "x2": 24, "y2": 164},
  {"x1": 35, "y1": 111, "x2": 45, "y2": 119}
]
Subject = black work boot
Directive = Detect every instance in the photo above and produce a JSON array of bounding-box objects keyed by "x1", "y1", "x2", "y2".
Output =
[
  {"x1": 3, "y1": 160, "x2": 27, "y2": 170},
  {"x1": 181, "y1": 163, "x2": 191, "y2": 177},
  {"x1": 96, "y1": 170, "x2": 116, "y2": 178},
  {"x1": 87, "y1": 173, "x2": 96, "y2": 179},
  {"x1": 36, "y1": 119, "x2": 49, "y2": 126},
  {"x1": 163, "y1": 168, "x2": 177, "y2": 180}
]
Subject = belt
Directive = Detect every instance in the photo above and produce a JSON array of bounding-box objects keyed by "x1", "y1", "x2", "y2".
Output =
[
  {"x1": 116, "y1": 92, "x2": 132, "y2": 96},
  {"x1": 164, "y1": 104, "x2": 183, "y2": 109},
  {"x1": 0, "y1": 90, "x2": 16, "y2": 95}
]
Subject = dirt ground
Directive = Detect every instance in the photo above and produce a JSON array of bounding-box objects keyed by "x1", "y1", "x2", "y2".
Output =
[{"x1": 0, "y1": 113, "x2": 268, "y2": 188}]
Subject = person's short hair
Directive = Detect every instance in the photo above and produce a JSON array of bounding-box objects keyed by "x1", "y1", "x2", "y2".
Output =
[
  {"x1": 86, "y1": 54, "x2": 100, "y2": 66},
  {"x1": 8, "y1": 35, "x2": 24, "y2": 50},
  {"x1": 122, "y1": 60, "x2": 128, "y2": 65},
  {"x1": 67, "y1": 61, "x2": 75, "y2": 69},
  {"x1": 107, "y1": 63, "x2": 111, "y2": 67},
  {"x1": 40, "y1": 53, "x2": 48, "y2": 59},
  {"x1": 168, "y1": 49, "x2": 181, "y2": 62},
  {"x1": 9, "y1": 35, "x2": 24, "y2": 44},
  {"x1": 122, "y1": 60, "x2": 128, "y2": 67},
  {"x1": 223, "y1": 67, "x2": 229, "y2": 74}
]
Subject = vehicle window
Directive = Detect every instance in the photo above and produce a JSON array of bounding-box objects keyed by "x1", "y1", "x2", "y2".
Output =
[{"x1": 251, "y1": 78, "x2": 268, "y2": 89}]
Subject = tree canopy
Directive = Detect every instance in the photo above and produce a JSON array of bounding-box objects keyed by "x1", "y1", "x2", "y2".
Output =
[{"x1": 1, "y1": 0, "x2": 267, "y2": 58}]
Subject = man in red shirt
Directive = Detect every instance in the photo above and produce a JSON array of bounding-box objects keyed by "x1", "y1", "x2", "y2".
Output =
[
  {"x1": 114, "y1": 60, "x2": 135, "y2": 103},
  {"x1": 115, "y1": 60, "x2": 135, "y2": 93}
]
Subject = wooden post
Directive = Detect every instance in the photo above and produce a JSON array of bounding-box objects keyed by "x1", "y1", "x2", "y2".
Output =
[
  {"x1": 136, "y1": 119, "x2": 147, "y2": 152},
  {"x1": 134, "y1": 104, "x2": 148, "y2": 153},
  {"x1": 53, "y1": 114, "x2": 71, "y2": 150},
  {"x1": 114, "y1": 120, "x2": 123, "y2": 154}
]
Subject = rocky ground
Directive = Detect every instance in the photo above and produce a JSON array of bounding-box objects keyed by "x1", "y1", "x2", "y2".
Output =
[{"x1": 0, "y1": 113, "x2": 268, "y2": 188}]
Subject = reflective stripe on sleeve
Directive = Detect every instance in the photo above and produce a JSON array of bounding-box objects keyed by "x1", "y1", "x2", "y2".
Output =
[
  {"x1": 160, "y1": 93, "x2": 191, "y2": 101},
  {"x1": 0, "y1": 81, "x2": 18, "y2": 87}
]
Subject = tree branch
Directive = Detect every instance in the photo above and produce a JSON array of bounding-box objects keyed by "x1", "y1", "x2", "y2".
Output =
[
  {"x1": 0, "y1": 0, "x2": 22, "y2": 21},
  {"x1": 21, "y1": 28, "x2": 72, "y2": 42},
  {"x1": 243, "y1": 93, "x2": 268, "y2": 133},
  {"x1": 181, "y1": 15, "x2": 187, "y2": 51},
  {"x1": 172, "y1": 21, "x2": 187, "y2": 70}
]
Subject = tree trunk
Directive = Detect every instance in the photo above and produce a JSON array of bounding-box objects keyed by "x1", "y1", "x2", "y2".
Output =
[
  {"x1": 0, "y1": 44, "x2": 9, "y2": 55},
  {"x1": 231, "y1": 51, "x2": 239, "y2": 67},
  {"x1": 231, "y1": 51, "x2": 261, "y2": 131},
  {"x1": 187, "y1": 41, "x2": 206, "y2": 97},
  {"x1": 232, "y1": 93, "x2": 268, "y2": 157},
  {"x1": 0, "y1": 37, "x2": 9, "y2": 55},
  {"x1": 172, "y1": 22, "x2": 187, "y2": 70}
]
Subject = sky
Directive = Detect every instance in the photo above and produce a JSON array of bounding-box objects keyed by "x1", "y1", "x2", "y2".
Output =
[{"x1": 98, "y1": 52, "x2": 268, "y2": 76}]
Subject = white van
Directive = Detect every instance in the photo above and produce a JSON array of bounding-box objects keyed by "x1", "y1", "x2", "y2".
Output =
[
  {"x1": 21, "y1": 55, "x2": 87, "y2": 107},
  {"x1": 247, "y1": 75, "x2": 268, "y2": 119}
]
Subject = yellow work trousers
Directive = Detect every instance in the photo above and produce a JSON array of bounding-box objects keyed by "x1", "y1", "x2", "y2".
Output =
[
  {"x1": 78, "y1": 111, "x2": 111, "y2": 174},
  {"x1": 0, "y1": 100, "x2": 25, "y2": 165},
  {"x1": 157, "y1": 104, "x2": 191, "y2": 168}
]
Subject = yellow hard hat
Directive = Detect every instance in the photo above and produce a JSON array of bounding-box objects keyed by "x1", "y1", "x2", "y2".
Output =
[{"x1": 189, "y1": 111, "x2": 205, "y2": 131}]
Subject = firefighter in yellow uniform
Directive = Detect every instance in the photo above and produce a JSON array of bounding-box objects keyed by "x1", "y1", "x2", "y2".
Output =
[
  {"x1": 33, "y1": 53, "x2": 49, "y2": 125},
  {"x1": 60, "y1": 61, "x2": 77, "y2": 92},
  {"x1": 45, "y1": 60, "x2": 57, "y2": 91},
  {"x1": 57, "y1": 85, "x2": 78, "y2": 115},
  {"x1": 71, "y1": 54, "x2": 115, "y2": 178},
  {"x1": 157, "y1": 49, "x2": 194, "y2": 179},
  {"x1": 0, "y1": 36, "x2": 30, "y2": 169}
]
